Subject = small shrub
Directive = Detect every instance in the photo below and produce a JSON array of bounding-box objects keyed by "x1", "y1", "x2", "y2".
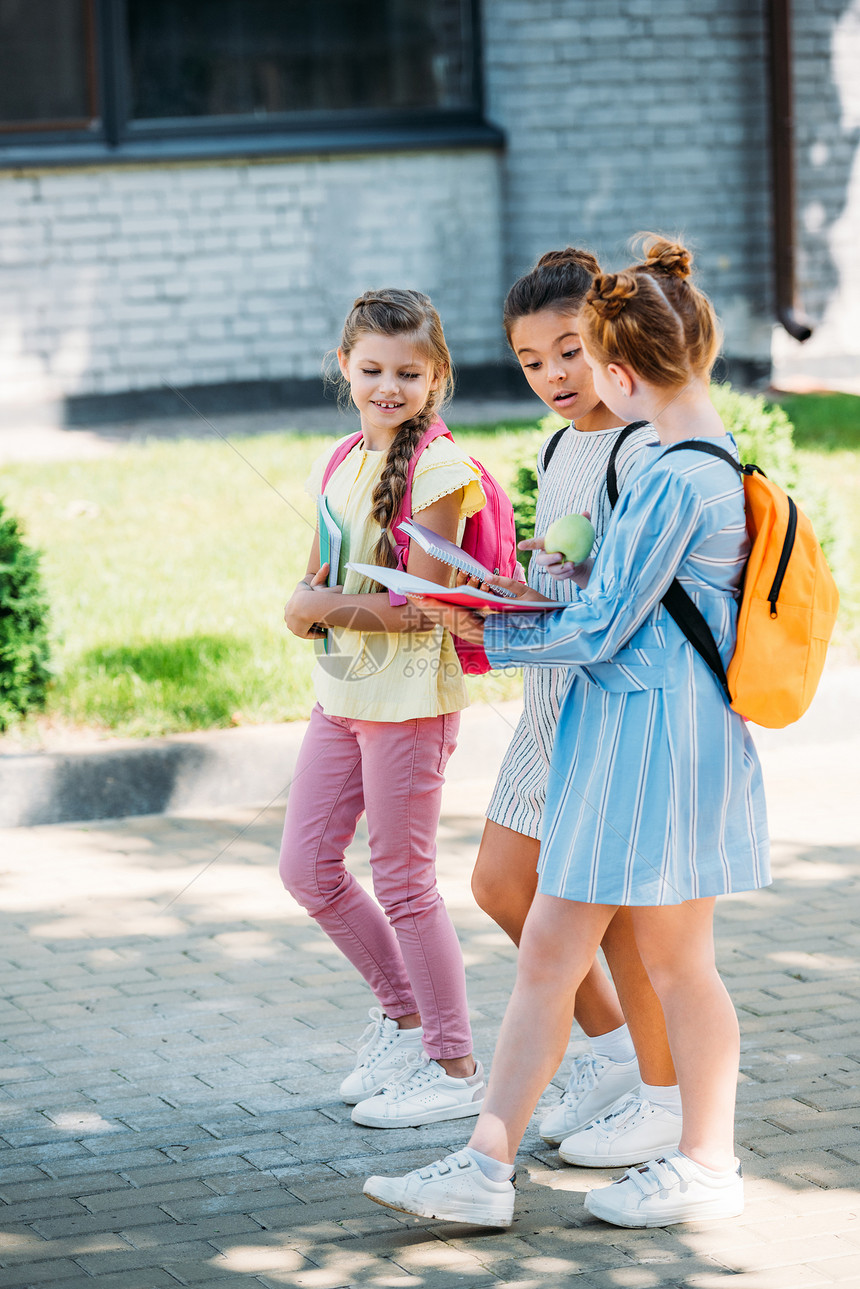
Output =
[
  {"x1": 0, "y1": 500, "x2": 51, "y2": 729},
  {"x1": 710, "y1": 384, "x2": 798, "y2": 490},
  {"x1": 508, "y1": 389, "x2": 809, "y2": 551}
]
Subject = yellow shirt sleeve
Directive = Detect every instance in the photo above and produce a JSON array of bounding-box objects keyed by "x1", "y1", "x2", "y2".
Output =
[{"x1": 411, "y1": 436, "x2": 486, "y2": 519}]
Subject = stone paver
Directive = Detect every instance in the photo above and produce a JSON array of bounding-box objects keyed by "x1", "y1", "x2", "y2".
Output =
[{"x1": 1, "y1": 670, "x2": 859, "y2": 1288}]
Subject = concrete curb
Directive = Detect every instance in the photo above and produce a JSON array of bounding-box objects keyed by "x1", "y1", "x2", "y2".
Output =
[
  {"x1": 0, "y1": 663, "x2": 854, "y2": 827},
  {"x1": 0, "y1": 698, "x2": 527, "y2": 827},
  {"x1": 0, "y1": 722, "x2": 308, "y2": 827}
]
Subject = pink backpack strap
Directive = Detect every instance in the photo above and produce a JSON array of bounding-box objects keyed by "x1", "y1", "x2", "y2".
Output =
[
  {"x1": 319, "y1": 420, "x2": 452, "y2": 606},
  {"x1": 388, "y1": 415, "x2": 452, "y2": 605},
  {"x1": 321, "y1": 431, "x2": 364, "y2": 492}
]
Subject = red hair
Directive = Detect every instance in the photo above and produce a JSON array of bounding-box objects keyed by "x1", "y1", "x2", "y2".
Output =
[{"x1": 579, "y1": 236, "x2": 721, "y2": 388}]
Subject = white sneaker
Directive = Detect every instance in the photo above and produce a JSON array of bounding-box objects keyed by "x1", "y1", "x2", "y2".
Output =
[
  {"x1": 364, "y1": 1149, "x2": 515, "y2": 1227},
  {"x1": 539, "y1": 1052, "x2": 640, "y2": 1145},
  {"x1": 351, "y1": 1052, "x2": 485, "y2": 1128},
  {"x1": 584, "y1": 1150, "x2": 744, "y2": 1228},
  {"x1": 339, "y1": 1008, "x2": 424, "y2": 1105},
  {"x1": 559, "y1": 1092, "x2": 682, "y2": 1167}
]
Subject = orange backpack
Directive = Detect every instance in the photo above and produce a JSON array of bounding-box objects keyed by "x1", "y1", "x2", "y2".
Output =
[{"x1": 660, "y1": 441, "x2": 839, "y2": 728}]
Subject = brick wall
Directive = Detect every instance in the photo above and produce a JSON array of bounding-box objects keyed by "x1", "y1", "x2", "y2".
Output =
[
  {"x1": 772, "y1": 0, "x2": 860, "y2": 385},
  {"x1": 0, "y1": 151, "x2": 503, "y2": 409},
  {"x1": 481, "y1": 0, "x2": 774, "y2": 372},
  {"x1": 1, "y1": 1, "x2": 858, "y2": 412}
]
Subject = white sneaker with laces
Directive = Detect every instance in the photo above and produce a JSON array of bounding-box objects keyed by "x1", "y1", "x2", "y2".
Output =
[
  {"x1": 539, "y1": 1052, "x2": 640, "y2": 1145},
  {"x1": 584, "y1": 1150, "x2": 744, "y2": 1227},
  {"x1": 364, "y1": 1149, "x2": 515, "y2": 1227},
  {"x1": 351, "y1": 1051, "x2": 485, "y2": 1128},
  {"x1": 558, "y1": 1091, "x2": 682, "y2": 1166},
  {"x1": 339, "y1": 1008, "x2": 424, "y2": 1105}
]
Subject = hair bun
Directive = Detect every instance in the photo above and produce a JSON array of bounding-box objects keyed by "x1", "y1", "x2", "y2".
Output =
[
  {"x1": 587, "y1": 271, "x2": 639, "y2": 320},
  {"x1": 535, "y1": 246, "x2": 601, "y2": 278},
  {"x1": 642, "y1": 237, "x2": 692, "y2": 280}
]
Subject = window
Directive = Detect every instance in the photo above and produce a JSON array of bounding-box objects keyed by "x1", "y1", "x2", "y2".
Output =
[
  {"x1": 0, "y1": 0, "x2": 97, "y2": 131},
  {"x1": 0, "y1": 0, "x2": 497, "y2": 164}
]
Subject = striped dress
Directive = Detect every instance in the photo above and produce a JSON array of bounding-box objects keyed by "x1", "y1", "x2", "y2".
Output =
[
  {"x1": 483, "y1": 438, "x2": 771, "y2": 906},
  {"x1": 486, "y1": 422, "x2": 656, "y2": 839}
]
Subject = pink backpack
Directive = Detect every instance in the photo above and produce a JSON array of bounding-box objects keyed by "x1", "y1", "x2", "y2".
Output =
[{"x1": 321, "y1": 417, "x2": 519, "y2": 675}]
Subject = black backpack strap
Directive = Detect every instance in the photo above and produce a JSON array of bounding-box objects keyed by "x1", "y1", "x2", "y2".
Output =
[
  {"x1": 616, "y1": 437, "x2": 741, "y2": 702},
  {"x1": 660, "y1": 438, "x2": 744, "y2": 475},
  {"x1": 661, "y1": 581, "x2": 731, "y2": 701},
  {"x1": 605, "y1": 421, "x2": 651, "y2": 507},
  {"x1": 541, "y1": 426, "x2": 568, "y2": 473}
]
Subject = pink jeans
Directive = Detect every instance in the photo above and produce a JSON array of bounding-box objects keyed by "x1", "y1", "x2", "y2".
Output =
[{"x1": 279, "y1": 703, "x2": 472, "y2": 1060}]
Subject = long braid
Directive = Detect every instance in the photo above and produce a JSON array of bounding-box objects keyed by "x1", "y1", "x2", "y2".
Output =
[
  {"x1": 369, "y1": 402, "x2": 438, "y2": 567},
  {"x1": 336, "y1": 288, "x2": 453, "y2": 571}
]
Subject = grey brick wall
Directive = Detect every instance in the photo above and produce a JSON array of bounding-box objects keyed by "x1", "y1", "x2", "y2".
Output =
[
  {"x1": 481, "y1": 0, "x2": 774, "y2": 370},
  {"x1": 772, "y1": 0, "x2": 860, "y2": 384},
  {"x1": 0, "y1": 151, "x2": 503, "y2": 409},
  {"x1": 1, "y1": 1, "x2": 857, "y2": 411}
]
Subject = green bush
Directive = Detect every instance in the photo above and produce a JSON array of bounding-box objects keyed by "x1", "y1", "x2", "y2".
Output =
[
  {"x1": 0, "y1": 500, "x2": 52, "y2": 729},
  {"x1": 710, "y1": 384, "x2": 798, "y2": 489},
  {"x1": 509, "y1": 386, "x2": 805, "y2": 543}
]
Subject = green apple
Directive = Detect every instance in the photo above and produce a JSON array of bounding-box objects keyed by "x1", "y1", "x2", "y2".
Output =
[{"x1": 543, "y1": 512, "x2": 595, "y2": 564}]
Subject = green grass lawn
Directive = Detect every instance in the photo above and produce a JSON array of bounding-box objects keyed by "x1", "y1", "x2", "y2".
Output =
[
  {"x1": 772, "y1": 391, "x2": 860, "y2": 656},
  {"x1": 0, "y1": 421, "x2": 542, "y2": 741},
  {"x1": 2, "y1": 391, "x2": 857, "y2": 743}
]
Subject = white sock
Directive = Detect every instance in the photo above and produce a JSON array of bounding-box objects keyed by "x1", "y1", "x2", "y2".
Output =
[
  {"x1": 641, "y1": 1081, "x2": 682, "y2": 1115},
  {"x1": 464, "y1": 1146, "x2": 515, "y2": 1182},
  {"x1": 590, "y1": 1023, "x2": 636, "y2": 1065}
]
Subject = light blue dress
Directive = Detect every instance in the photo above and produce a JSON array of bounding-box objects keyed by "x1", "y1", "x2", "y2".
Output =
[{"x1": 483, "y1": 438, "x2": 771, "y2": 906}]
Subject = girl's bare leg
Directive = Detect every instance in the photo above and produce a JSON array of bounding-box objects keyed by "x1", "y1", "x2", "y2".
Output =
[
  {"x1": 631, "y1": 898, "x2": 738, "y2": 1171},
  {"x1": 468, "y1": 894, "x2": 617, "y2": 1164},
  {"x1": 472, "y1": 819, "x2": 625, "y2": 1036},
  {"x1": 601, "y1": 908, "x2": 677, "y2": 1085}
]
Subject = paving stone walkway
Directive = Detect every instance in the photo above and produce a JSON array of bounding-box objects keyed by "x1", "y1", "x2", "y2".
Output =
[{"x1": 1, "y1": 677, "x2": 859, "y2": 1289}]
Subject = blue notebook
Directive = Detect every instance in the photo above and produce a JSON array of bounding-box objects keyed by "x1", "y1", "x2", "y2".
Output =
[
  {"x1": 317, "y1": 494, "x2": 342, "y2": 587},
  {"x1": 316, "y1": 495, "x2": 343, "y2": 653}
]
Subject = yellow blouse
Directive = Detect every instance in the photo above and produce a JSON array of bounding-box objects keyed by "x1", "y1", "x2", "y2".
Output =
[{"x1": 304, "y1": 434, "x2": 486, "y2": 721}]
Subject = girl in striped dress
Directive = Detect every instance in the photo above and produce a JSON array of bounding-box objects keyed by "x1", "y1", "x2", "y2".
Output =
[
  {"x1": 363, "y1": 237, "x2": 770, "y2": 1230},
  {"x1": 476, "y1": 249, "x2": 682, "y2": 1167}
]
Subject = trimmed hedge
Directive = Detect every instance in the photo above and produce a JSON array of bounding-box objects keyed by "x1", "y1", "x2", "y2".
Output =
[{"x1": 0, "y1": 500, "x2": 51, "y2": 729}]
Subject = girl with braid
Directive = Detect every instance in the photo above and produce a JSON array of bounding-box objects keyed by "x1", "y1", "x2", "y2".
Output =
[
  {"x1": 281, "y1": 289, "x2": 487, "y2": 1128},
  {"x1": 364, "y1": 239, "x2": 770, "y2": 1229}
]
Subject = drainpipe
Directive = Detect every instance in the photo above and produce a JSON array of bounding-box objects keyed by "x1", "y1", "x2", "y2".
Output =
[{"x1": 766, "y1": 0, "x2": 813, "y2": 341}]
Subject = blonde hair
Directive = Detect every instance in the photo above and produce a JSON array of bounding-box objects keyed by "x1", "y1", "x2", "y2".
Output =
[
  {"x1": 338, "y1": 289, "x2": 453, "y2": 568},
  {"x1": 579, "y1": 235, "x2": 722, "y2": 388}
]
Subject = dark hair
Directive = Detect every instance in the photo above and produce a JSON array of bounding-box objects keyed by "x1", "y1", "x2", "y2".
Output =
[
  {"x1": 580, "y1": 235, "x2": 721, "y2": 388},
  {"x1": 338, "y1": 288, "x2": 453, "y2": 568},
  {"x1": 502, "y1": 247, "x2": 602, "y2": 345}
]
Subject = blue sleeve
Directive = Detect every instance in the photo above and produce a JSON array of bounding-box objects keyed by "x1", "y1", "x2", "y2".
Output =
[{"x1": 484, "y1": 464, "x2": 705, "y2": 669}]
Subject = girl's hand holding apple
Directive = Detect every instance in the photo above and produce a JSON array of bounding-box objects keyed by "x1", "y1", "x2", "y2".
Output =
[{"x1": 520, "y1": 511, "x2": 595, "y2": 588}]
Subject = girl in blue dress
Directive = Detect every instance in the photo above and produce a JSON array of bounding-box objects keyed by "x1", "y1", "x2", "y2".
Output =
[{"x1": 362, "y1": 237, "x2": 770, "y2": 1230}]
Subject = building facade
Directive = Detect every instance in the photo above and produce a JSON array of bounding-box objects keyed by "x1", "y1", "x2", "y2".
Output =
[{"x1": 0, "y1": 1, "x2": 857, "y2": 420}]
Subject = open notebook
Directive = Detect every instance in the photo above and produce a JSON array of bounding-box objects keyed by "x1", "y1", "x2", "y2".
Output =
[
  {"x1": 346, "y1": 562, "x2": 562, "y2": 611},
  {"x1": 396, "y1": 518, "x2": 517, "y2": 598}
]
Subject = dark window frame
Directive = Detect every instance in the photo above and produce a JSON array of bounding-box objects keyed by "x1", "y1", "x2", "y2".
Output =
[{"x1": 0, "y1": 0, "x2": 501, "y2": 168}]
